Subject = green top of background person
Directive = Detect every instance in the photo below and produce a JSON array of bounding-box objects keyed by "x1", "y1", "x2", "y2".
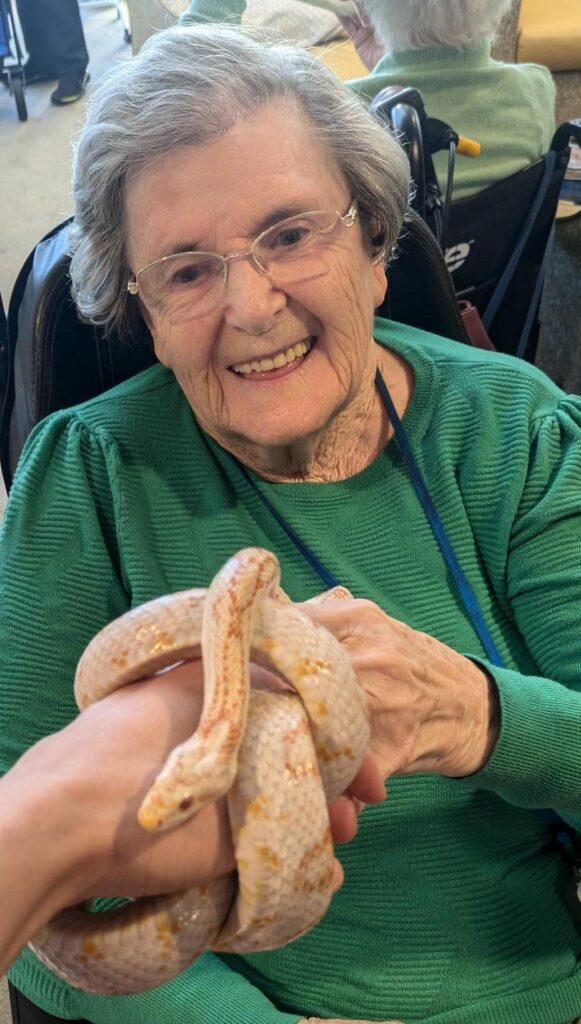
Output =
[
  {"x1": 180, "y1": 0, "x2": 556, "y2": 199},
  {"x1": 1, "y1": 20, "x2": 580, "y2": 1024}
]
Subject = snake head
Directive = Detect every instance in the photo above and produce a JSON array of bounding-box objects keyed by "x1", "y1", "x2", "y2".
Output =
[{"x1": 137, "y1": 734, "x2": 238, "y2": 832}]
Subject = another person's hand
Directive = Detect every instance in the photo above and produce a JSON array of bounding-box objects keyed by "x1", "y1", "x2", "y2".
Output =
[
  {"x1": 0, "y1": 659, "x2": 384, "y2": 975},
  {"x1": 22, "y1": 660, "x2": 383, "y2": 905},
  {"x1": 299, "y1": 598, "x2": 500, "y2": 783},
  {"x1": 338, "y1": 3, "x2": 386, "y2": 71}
]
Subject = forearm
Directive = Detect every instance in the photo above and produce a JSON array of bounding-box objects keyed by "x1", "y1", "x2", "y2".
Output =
[
  {"x1": 0, "y1": 747, "x2": 91, "y2": 974},
  {"x1": 0, "y1": 667, "x2": 233, "y2": 975},
  {"x1": 178, "y1": 0, "x2": 246, "y2": 27}
]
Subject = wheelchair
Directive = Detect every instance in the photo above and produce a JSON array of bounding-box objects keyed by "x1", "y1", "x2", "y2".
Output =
[{"x1": 370, "y1": 85, "x2": 581, "y2": 364}]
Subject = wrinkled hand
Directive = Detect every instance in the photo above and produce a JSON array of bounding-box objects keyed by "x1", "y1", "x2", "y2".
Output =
[
  {"x1": 338, "y1": 3, "x2": 386, "y2": 71},
  {"x1": 299, "y1": 598, "x2": 500, "y2": 783}
]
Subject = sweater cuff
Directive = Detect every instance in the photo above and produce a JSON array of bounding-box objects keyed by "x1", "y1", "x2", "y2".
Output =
[
  {"x1": 455, "y1": 658, "x2": 581, "y2": 822},
  {"x1": 178, "y1": 0, "x2": 245, "y2": 26}
]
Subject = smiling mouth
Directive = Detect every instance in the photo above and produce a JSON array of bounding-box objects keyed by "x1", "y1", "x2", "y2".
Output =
[{"x1": 230, "y1": 338, "x2": 313, "y2": 375}]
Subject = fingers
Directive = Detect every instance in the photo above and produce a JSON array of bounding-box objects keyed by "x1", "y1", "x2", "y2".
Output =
[
  {"x1": 347, "y1": 751, "x2": 386, "y2": 805},
  {"x1": 297, "y1": 594, "x2": 377, "y2": 644},
  {"x1": 328, "y1": 794, "x2": 359, "y2": 844},
  {"x1": 305, "y1": 585, "x2": 353, "y2": 603},
  {"x1": 331, "y1": 859, "x2": 344, "y2": 894},
  {"x1": 328, "y1": 751, "x2": 386, "y2": 845}
]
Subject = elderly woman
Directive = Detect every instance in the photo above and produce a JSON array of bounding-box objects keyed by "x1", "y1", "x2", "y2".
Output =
[
  {"x1": 181, "y1": 0, "x2": 556, "y2": 199},
  {"x1": 1, "y1": 22, "x2": 581, "y2": 1024}
]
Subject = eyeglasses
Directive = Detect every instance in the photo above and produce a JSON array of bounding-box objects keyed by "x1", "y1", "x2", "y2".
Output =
[{"x1": 127, "y1": 201, "x2": 358, "y2": 320}]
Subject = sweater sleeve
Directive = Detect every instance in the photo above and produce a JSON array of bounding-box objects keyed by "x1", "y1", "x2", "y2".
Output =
[
  {"x1": 0, "y1": 414, "x2": 301, "y2": 1024},
  {"x1": 0, "y1": 412, "x2": 129, "y2": 773},
  {"x1": 458, "y1": 394, "x2": 581, "y2": 828},
  {"x1": 178, "y1": 0, "x2": 246, "y2": 27}
]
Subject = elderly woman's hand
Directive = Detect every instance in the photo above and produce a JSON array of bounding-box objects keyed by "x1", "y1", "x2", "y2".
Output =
[{"x1": 299, "y1": 598, "x2": 500, "y2": 782}]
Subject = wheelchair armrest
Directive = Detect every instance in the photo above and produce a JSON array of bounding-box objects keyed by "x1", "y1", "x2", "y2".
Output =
[{"x1": 551, "y1": 119, "x2": 581, "y2": 153}]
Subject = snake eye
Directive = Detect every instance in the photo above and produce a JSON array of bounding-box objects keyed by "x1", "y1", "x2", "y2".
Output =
[{"x1": 179, "y1": 797, "x2": 193, "y2": 812}]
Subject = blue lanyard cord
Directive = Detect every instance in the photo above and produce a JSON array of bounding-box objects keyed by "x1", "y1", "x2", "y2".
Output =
[
  {"x1": 235, "y1": 460, "x2": 341, "y2": 590},
  {"x1": 374, "y1": 369, "x2": 503, "y2": 667},
  {"x1": 232, "y1": 369, "x2": 503, "y2": 667}
]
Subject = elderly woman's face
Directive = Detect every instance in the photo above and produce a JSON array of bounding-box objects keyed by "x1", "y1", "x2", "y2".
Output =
[{"x1": 125, "y1": 101, "x2": 387, "y2": 457}]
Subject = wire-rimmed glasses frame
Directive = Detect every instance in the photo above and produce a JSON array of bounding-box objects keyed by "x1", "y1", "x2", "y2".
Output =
[{"x1": 126, "y1": 201, "x2": 358, "y2": 319}]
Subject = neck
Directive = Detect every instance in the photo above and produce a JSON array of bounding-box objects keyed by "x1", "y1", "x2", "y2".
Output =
[{"x1": 224, "y1": 346, "x2": 412, "y2": 483}]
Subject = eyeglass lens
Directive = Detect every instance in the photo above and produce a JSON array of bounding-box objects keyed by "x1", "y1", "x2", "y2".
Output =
[{"x1": 139, "y1": 209, "x2": 344, "y2": 316}]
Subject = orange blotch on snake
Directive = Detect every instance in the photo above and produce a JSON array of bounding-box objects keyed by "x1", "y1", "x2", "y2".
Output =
[
  {"x1": 247, "y1": 794, "x2": 268, "y2": 817},
  {"x1": 296, "y1": 828, "x2": 334, "y2": 892},
  {"x1": 284, "y1": 758, "x2": 318, "y2": 781},
  {"x1": 151, "y1": 632, "x2": 176, "y2": 654},
  {"x1": 255, "y1": 843, "x2": 280, "y2": 869},
  {"x1": 294, "y1": 657, "x2": 331, "y2": 679},
  {"x1": 315, "y1": 742, "x2": 354, "y2": 763},
  {"x1": 156, "y1": 914, "x2": 181, "y2": 953},
  {"x1": 81, "y1": 938, "x2": 104, "y2": 962}
]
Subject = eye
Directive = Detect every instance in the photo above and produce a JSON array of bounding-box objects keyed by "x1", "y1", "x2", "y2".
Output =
[
  {"x1": 165, "y1": 257, "x2": 221, "y2": 290},
  {"x1": 265, "y1": 220, "x2": 316, "y2": 254}
]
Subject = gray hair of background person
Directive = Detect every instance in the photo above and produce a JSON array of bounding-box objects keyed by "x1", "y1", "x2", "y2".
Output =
[
  {"x1": 360, "y1": 0, "x2": 515, "y2": 52},
  {"x1": 68, "y1": 24, "x2": 410, "y2": 339}
]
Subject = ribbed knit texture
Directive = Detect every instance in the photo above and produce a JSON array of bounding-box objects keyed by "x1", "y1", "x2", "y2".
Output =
[
  {"x1": 349, "y1": 40, "x2": 555, "y2": 199},
  {"x1": 179, "y1": 1, "x2": 556, "y2": 200},
  {"x1": 179, "y1": 0, "x2": 341, "y2": 47},
  {"x1": 2, "y1": 320, "x2": 581, "y2": 1023}
]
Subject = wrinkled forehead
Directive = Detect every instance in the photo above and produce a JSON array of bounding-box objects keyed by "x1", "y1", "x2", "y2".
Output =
[{"x1": 124, "y1": 100, "x2": 349, "y2": 269}]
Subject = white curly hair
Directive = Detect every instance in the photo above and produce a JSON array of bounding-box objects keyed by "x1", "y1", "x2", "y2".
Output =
[{"x1": 360, "y1": 0, "x2": 516, "y2": 52}]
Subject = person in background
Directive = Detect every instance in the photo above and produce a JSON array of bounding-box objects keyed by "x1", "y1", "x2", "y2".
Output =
[
  {"x1": 180, "y1": 0, "x2": 556, "y2": 199},
  {"x1": 180, "y1": 0, "x2": 343, "y2": 46},
  {"x1": 16, "y1": 0, "x2": 89, "y2": 105}
]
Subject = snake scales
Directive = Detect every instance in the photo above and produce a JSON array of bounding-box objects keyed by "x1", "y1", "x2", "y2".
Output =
[{"x1": 30, "y1": 548, "x2": 371, "y2": 996}]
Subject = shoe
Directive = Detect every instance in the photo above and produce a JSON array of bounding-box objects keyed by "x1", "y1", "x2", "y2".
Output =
[
  {"x1": 50, "y1": 72, "x2": 89, "y2": 106},
  {"x1": 23, "y1": 61, "x2": 57, "y2": 85}
]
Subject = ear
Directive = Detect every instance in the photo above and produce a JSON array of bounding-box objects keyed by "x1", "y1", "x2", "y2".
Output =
[{"x1": 372, "y1": 256, "x2": 388, "y2": 309}]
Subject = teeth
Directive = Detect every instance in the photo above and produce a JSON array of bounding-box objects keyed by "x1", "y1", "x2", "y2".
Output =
[{"x1": 232, "y1": 339, "x2": 312, "y2": 375}]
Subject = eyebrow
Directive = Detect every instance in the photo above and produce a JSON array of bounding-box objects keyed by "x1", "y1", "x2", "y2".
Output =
[{"x1": 156, "y1": 203, "x2": 320, "y2": 261}]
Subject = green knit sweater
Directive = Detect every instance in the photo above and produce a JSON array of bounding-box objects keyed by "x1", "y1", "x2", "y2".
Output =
[
  {"x1": 179, "y1": 1, "x2": 555, "y2": 200},
  {"x1": 2, "y1": 321, "x2": 581, "y2": 1024}
]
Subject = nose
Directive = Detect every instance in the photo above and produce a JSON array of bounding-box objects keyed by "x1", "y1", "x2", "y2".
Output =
[{"x1": 222, "y1": 256, "x2": 287, "y2": 334}]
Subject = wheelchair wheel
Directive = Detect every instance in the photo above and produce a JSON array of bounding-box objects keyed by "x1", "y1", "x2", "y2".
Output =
[{"x1": 12, "y1": 74, "x2": 27, "y2": 122}]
